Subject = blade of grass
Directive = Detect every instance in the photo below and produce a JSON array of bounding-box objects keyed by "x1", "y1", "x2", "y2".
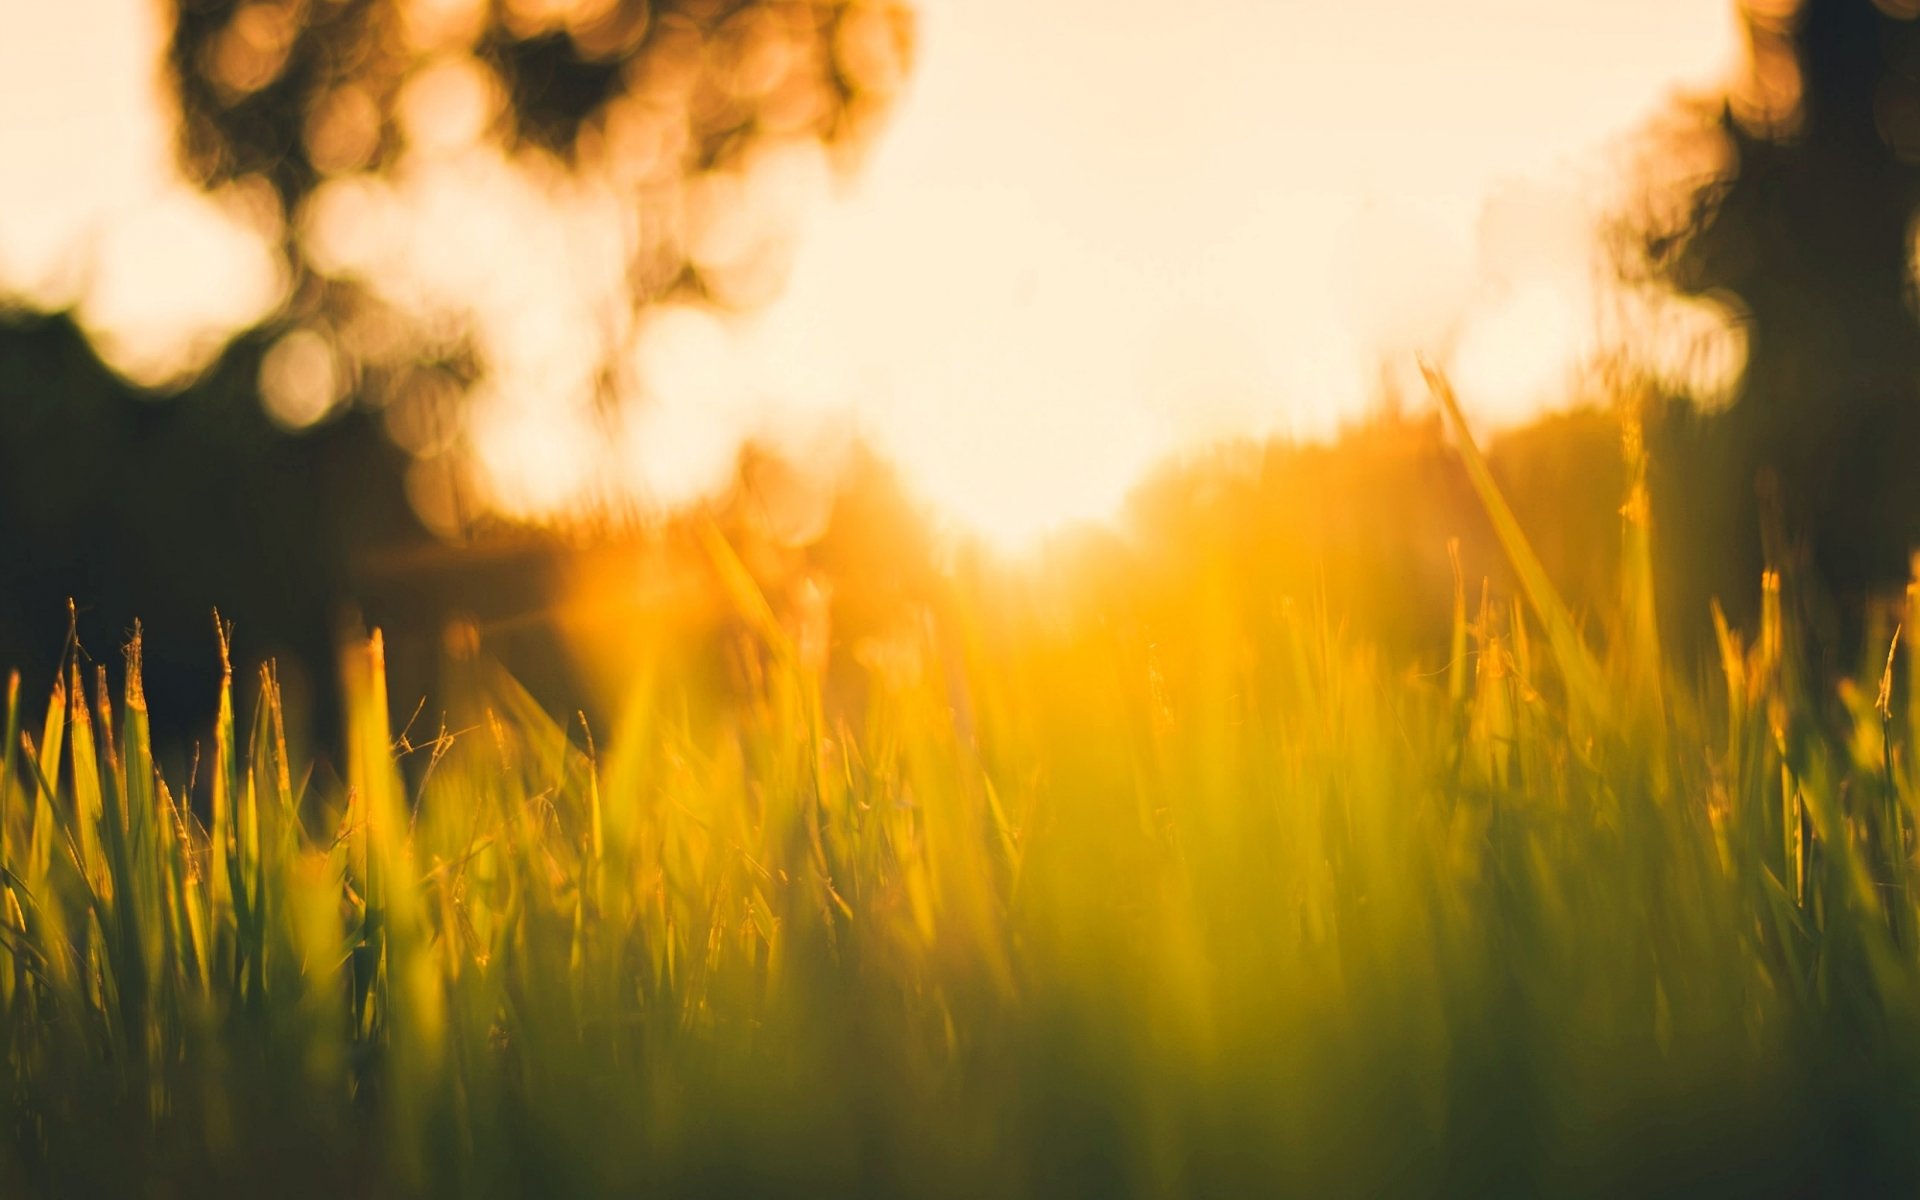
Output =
[{"x1": 1422, "y1": 360, "x2": 1609, "y2": 724}]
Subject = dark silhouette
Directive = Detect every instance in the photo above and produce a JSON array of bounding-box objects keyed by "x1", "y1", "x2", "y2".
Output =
[
  {"x1": 1643, "y1": 0, "x2": 1920, "y2": 643},
  {"x1": 0, "y1": 309, "x2": 580, "y2": 753}
]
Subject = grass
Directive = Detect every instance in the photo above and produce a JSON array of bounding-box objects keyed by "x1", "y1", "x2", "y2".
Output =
[{"x1": 3, "y1": 382, "x2": 1920, "y2": 1196}]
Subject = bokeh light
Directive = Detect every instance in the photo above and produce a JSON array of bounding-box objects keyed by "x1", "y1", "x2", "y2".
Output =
[
  {"x1": 260, "y1": 327, "x2": 345, "y2": 429},
  {"x1": 0, "y1": 0, "x2": 285, "y2": 386},
  {"x1": 0, "y1": 0, "x2": 1750, "y2": 547}
]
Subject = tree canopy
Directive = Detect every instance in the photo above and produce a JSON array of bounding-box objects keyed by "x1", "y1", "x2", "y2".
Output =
[{"x1": 1644, "y1": 0, "x2": 1920, "y2": 603}]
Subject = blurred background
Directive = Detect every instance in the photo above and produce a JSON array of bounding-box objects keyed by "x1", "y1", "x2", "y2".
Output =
[{"x1": 4, "y1": 0, "x2": 1920, "y2": 746}]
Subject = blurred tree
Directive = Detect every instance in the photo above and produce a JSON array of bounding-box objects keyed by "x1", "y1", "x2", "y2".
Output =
[
  {"x1": 166, "y1": 0, "x2": 913, "y2": 280},
  {"x1": 1642, "y1": 0, "x2": 1920, "y2": 623},
  {"x1": 165, "y1": 0, "x2": 914, "y2": 507},
  {"x1": 0, "y1": 0, "x2": 914, "y2": 750}
]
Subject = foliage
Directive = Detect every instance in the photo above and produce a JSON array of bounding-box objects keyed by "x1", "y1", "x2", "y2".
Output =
[
  {"x1": 1639, "y1": 0, "x2": 1920, "y2": 600},
  {"x1": 168, "y1": 0, "x2": 915, "y2": 287},
  {"x1": 2, "y1": 380, "x2": 1920, "y2": 1195}
]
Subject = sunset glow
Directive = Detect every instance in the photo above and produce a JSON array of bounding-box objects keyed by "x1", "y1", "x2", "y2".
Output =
[
  {"x1": 0, "y1": 0, "x2": 1744, "y2": 545},
  {"x1": 16, "y1": 4, "x2": 1920, "y2": 1190}
]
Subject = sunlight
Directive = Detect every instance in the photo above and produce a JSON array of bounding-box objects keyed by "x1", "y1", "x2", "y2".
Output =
[
  {"x1": 14, "y1": 3, "x2": 1920, "y2": 1190},
  {"x1": 695, "y1": 0, "x2": 1746, "y2": 543},
  {"x1": 0, "y1": 0, "x2": 284, "y2": 385},
  {"x1": 751, "y1": 0, "x2": 1743, "y2": 540},
  {"x1": 0, "y1": 0, "x2": 1744, "y2": 546},
  {"x1": 1452, "y1": 282, "x2": 1590, "y2": 422}
]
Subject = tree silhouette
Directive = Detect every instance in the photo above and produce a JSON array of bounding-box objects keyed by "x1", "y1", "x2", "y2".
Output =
[
  {"x1": 1646, "y1": 0, "x2": 1920, "y2": 610},
  {"x1": 167, "y1": 0, "x2": 912, "y2": 292}
]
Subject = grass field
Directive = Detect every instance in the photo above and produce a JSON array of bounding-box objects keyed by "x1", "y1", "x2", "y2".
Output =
[{"x1": 3, "y1": 378, "x2": 1919, "y2": 1197}]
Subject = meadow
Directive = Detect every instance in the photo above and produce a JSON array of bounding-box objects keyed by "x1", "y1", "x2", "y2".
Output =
[{"x1": 2, "y1": 373, "x2": 1918, "y2": 1197}]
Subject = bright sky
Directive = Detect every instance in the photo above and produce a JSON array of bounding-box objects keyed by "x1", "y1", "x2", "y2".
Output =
[
  {"x1": 0, "y1": 0, "x2": 1746, "y2": 546},
  {"x1": 745, "y1": 0, "x2": 1745, "y2": 541},
  {"x1": 0, "y1": 0, "x2": 285, "y2": 381}
]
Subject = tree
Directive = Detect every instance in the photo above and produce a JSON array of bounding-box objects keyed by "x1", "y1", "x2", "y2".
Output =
[
  {"x1": 1644, "y1": 0, "x2": 1920, "y2": 612},
  {"x1": 0, "y1": 0, "x2": 916, "y2": 745},
  {"x1": 167, "y1": 0, "x2": 912, "y2": 282},
  {"x1": 162, "y1": 0, "x2": 915, "y2": 517}
]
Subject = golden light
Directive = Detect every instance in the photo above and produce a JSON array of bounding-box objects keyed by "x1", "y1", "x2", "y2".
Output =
[
  {"x1": 260, "y1": 327, "x2": 346, "y2": 430},
  {"x1": 1452, "y1": 283, "x2": 1590, "y2": 424},
  {"x1": 0, "y1": 0, "x2": 285, "y2": 385},
  {"x1": 0, "y1": 0, "x2": 1749, "y2": 547}
]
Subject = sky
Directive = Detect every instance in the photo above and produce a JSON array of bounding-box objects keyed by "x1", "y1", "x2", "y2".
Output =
[
  {"x1": 0, "y1": 0, "x2": 1746, "y2": 546},
  {"x1": 0, "y1": 0, "x2": 286, "y2": 381},
  {"x1": 740, "y1": 0, "x2": 1746, "y2": 540}
]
